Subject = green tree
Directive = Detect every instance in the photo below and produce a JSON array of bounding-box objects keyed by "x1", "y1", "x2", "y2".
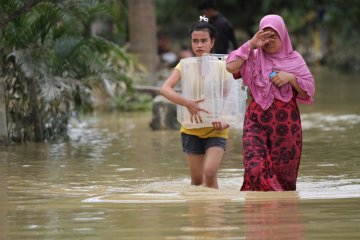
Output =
[{"x1": 0, "y1": 0, "x2": 135, "y2": 143}]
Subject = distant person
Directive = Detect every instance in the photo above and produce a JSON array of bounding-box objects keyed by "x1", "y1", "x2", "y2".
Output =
[
  {"x1": 160, "y1": 17, "x2": 230, "y2": 189},
  {"x1": 226, "y1": 15, "x2": 315, "y2": 191},
  {"x1": 157, "y1": 31, "x2": 178, "y2": 67},
  {"x1": 198, "y1": 0, "x2": 238, "y2": 54},
  {"x1": 178, "y1": 44, "x2": 193, "y2": 59}
]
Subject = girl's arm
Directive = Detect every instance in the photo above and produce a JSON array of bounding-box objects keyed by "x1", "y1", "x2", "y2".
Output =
[
  {"x1": 160, "y1": 69, "x2": 186, "y2": 106},
  {"x1": 160, "y1": 69, "x2": 209, "y2": 124}
]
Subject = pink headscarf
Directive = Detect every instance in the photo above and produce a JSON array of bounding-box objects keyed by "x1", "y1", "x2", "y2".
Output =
[{"x1": 235, "y1": 15, "x2": 315, "y2": 110}]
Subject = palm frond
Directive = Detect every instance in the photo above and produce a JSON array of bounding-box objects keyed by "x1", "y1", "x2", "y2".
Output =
[
  {"x1": 40, "y1": 76, "x2": 73, "y2": 102},
  {"x1": 2, "y1": 0, "x2": 139, "y2": 142}
]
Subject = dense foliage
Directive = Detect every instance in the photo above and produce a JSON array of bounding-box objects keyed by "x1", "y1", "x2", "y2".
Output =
[
  {"x1": 0, "y1": 0, "x2": 136, "y2": 142},
  {"x1": 155, "y1": 0, "x2": 360, "y2": 72}
]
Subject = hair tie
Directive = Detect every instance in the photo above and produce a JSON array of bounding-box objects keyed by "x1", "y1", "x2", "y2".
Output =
[{"x1": 199, "y1": 15, "x2": 209, "y2": 22}]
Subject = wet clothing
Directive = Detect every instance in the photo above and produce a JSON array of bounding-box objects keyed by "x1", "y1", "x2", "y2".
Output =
[
  {"x1": 227, "y1": 15, "x2": 315, "y2": 191},
  {"x1": 241, "y1": 96, "x2": 302, "y2": 191},
  {"x1": 181, "y1": 133, "x2": 226, "y2": 154}
]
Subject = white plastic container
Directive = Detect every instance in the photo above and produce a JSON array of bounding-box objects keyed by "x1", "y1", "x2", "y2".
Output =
[{"x1": 177, "y1": 54, "x2": 247, "y2": 129}]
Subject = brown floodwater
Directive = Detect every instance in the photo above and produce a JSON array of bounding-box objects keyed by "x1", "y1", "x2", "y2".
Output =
[{"x1": 0, "y1": 66, "x2": 360, "y2": 239}]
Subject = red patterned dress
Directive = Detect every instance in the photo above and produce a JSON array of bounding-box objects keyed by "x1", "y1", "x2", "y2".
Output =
[{"x1": 241, "y1": 95, "x2": 302, "y2": 191}]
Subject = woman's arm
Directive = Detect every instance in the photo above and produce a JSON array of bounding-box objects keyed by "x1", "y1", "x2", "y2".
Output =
[
  {"x1": 271, "y1": 71, "x2": 307, "y2": 97},
  {"x1": 226, "y1": 30, "x2": 273, "y2": 74},
  {"x1": 226, "y1": 57, "x2": 246, "y2": 74},
  {"x1": 289, "y1": 75, "x2": 307, "y2": 97}
]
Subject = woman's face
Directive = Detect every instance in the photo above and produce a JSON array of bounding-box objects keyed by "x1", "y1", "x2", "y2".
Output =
[
  {"x1": 191, "y1": 30, "x2": 214, "y2": 57},
  {"x1": 262, "y1": 27, "x2": 282, "y2": 54}
]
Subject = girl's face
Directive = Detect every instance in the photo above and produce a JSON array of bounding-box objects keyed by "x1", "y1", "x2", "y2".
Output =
[
  {"x1": 191, "y1": 30, "x2": 214, "y2": 57},
  {"x1": 262, "y1": 27, "x2": 282, "y2": 54}
]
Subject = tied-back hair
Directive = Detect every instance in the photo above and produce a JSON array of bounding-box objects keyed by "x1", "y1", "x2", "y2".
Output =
[{"x1": 189, "y1": 19, "x2": 215, "y2": 39}]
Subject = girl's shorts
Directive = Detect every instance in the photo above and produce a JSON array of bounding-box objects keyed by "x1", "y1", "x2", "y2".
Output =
[{"x1": 181, "y1": 133, "x2": 227, "y2": 154}]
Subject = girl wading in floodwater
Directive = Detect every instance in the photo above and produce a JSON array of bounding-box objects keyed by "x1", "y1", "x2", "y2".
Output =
[{"x1": 160, "y1": 17, "x2": 230, "y2": 189}]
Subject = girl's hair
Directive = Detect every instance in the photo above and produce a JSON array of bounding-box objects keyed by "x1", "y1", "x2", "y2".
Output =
[{"x1": 189, "y1": 20, "x2": 215, "y2": 39}]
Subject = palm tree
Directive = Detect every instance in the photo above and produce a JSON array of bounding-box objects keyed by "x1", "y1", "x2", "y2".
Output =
[
  {"x1": 128, "y1": 0, "x2": 158, "y2": 84},
  {"x1": 0, "y1": 0, "x2": 134, "y2": 142}
]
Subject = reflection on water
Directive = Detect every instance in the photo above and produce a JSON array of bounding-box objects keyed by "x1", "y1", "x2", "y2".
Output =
[
  {"x1": 243, "y1": 193, "x2": 303, "y2": 240},
  {"x1": 1, "y1": 66, "x2": 360, "y2": 239},
  {"x1": 180, "y1": 201, "x2": 238, "y2": 239}
]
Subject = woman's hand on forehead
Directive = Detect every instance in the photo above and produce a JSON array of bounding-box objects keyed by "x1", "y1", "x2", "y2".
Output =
[
  {"x1": 267, "y1": 33, "x2": 276, "y2": 41},
  {"x1": 263, "y1": 28, "x2": 278, "y2": 39},
  {"x1": 250, "y1": 30, "x2": 274, "y2": 48},
  {"x1": 259, "y1": 30, "x2": 274, "y2": 41}
]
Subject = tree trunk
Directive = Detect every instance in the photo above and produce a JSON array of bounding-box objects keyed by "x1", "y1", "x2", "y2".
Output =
[
  {"x1": 28, "y1": 76, "x2": 43, "y2": 142},
  {"x1": 128, "y1": 0, "x2": 158, "y2": 84},
  {"x1": 0, "y1": 78, "x2": 8, "y2": 144},
  {"x1": 0, "y1": 29, "x2": 9, "y2": 144}
]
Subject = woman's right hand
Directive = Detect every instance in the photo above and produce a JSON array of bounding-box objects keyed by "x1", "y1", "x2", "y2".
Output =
[
  {"x1": 249, "y1": 30, "x2": 274, "y2": 49},
  {"x1": 185, "y1": 98, "x2": 209, "y2": 124}
]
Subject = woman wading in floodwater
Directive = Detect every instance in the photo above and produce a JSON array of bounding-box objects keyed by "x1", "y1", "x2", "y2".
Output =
[{"x1": 227, "y1": 15, "x2": 315, "y2": 191}]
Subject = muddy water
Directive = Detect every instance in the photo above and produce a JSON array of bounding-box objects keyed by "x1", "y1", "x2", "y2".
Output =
[{"x1": 0, "y1": 66, "x2": 360, "y2": 239}]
